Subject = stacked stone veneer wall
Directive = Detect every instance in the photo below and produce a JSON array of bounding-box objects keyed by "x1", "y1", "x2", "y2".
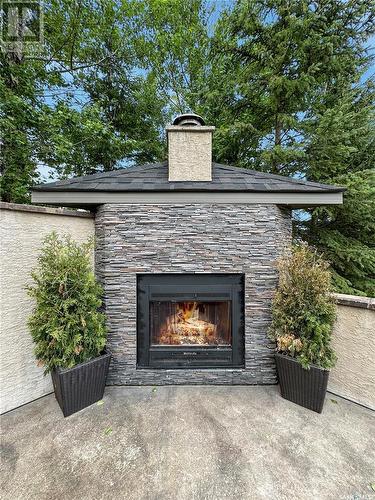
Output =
[{"x1": 95, "y1": 203, "x2": 292, "y2": 385}]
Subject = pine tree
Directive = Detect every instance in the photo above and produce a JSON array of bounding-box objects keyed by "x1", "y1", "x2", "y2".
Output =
[
  {"x1": 205, "y1": 0, "x2": 374, "y2": 173},
  {"x1": 301, "y1": 84, "x2": 375, "y2": 295},
  {"x1": 203, "y1": 0, "x2": 374, "y2": 294}
]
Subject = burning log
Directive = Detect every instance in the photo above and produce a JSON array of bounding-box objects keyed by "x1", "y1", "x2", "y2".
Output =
[{"x1": 159, "y1": 302, "x2": 218, "y2": 345}]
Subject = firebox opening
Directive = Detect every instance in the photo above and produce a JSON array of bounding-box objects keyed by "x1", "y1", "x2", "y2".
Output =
[{"x1": 150, "y1": 301, "x2": 231, "y2": 346}]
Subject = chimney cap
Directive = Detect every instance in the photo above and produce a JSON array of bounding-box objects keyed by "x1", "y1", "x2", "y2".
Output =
[{"x1": 172, "y1": 113, "x2": 205, "y2": 126}]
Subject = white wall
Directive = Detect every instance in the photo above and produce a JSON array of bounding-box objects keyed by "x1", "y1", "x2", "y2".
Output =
[
  {"x1": 329, "y1": 294, "x2": 375, "y2": 410},
  {"x1": 0, "y1": 203, "x2": 95, "y2": 414}
]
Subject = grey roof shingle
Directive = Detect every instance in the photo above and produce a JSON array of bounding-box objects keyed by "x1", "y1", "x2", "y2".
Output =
[{"x1": 32, "y1": 162, "x2": 345, "y2": 193}]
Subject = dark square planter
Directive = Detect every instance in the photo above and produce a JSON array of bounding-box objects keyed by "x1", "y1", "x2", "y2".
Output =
[
  {"x1": 275, "y1": 352, "x2": 329, "y2": 413},
  {"x1": 51, "y1": 351, "x2": 111, "y2": 417}
]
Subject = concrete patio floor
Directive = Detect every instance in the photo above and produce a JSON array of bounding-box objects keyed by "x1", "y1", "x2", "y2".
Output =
[{"x1": 1, "y1": 386, "x2": 374, "y2": 500}]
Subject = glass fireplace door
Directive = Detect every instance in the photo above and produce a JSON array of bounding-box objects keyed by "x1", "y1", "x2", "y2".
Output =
[
  {"x1": 137, "y1": 273, "x2": 244, "y2": 369},
  {"x1": 150, "y1": 301, "x2": 231, "y2": 346}
]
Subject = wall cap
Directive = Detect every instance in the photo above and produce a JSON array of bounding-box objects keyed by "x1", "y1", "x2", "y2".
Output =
[
  {"x1": 0, "y1": 202, "x2": 94, "y2": 218},
  {"x1": 335, "y1": 293, "x2": 375, "y2": 311},
  {"x1": 166, "y1": 125, "x2": 215, "y2": 132}
]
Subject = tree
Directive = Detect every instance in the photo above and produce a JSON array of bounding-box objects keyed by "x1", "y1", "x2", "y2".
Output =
[
  {"x1": 1, "y1": 0, "x2": 213, "y2": 200},
  {"x1": 204, "y1": 0, "x2": 374, "y2": 175},
  {"x1": 133, "y1": 0, "x2": 212, "y2": 117},
  {"x1": 0, "y1": 0, "x2": 169, "y2": 199},
  {"x1": 0, "y1": 48, "x2": 47, "y2": 202},
  {"x1": 203, "y1": 0, "x2": 374, "y2": 294},
  {"x1": 301, "y1": 84, "x2": 375, "y2": 296},
  {"x1": 50, "y1": 0, "x2": 167, "y2": 175}
]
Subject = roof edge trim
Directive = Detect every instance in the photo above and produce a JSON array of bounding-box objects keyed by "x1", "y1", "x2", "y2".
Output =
[{"x1": 31, "y1": 191, "x2": 343, "y2": 207}]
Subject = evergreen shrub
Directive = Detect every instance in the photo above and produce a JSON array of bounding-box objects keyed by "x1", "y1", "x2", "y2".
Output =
[
  {"x1": 269, "y1": 244, "x2": 337, "y2": 369},
  {"x1": 28, "y1": 232, "x2": 107, "y2": 373}
]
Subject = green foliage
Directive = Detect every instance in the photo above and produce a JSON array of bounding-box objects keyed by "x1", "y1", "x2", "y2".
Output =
[
  {"x1": 269, "y1": 244, "x2": 337, "y2": 369},
  {"x1": 1, "y1": 0, "x2": 168, "y2": 197},
  {"x1": 203, "y1": 0, "x2": 374, "y2": 295},
  {"x1": 133, "y1": 0, "x2": 211, "y2": 115},
  {"x1": 300, "y1": 85, "x2": 375, "y2": 296},
  {"x1": 27, "y1": 233, "x2": 107, "y2": 373},
  {"x1": 205, "y1": 0, "x2": 374, "y2": 174},
  {"x1": 1, "y1": 0, "x2": 374, "y2": 295},
  {"x1": 52, "y1": 0, "x2": 167, "y2": 173},
  {"x1": 0, "y1": 51, "x2": 44, "y2": 202}
]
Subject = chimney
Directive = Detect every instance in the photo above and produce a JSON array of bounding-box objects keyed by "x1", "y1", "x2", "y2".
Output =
[{"x1": 166, "y1": 114, "x2": 215, "y2": 182}]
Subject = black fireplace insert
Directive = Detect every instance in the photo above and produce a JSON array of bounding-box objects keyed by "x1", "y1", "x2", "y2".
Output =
[{"x1": 137, "y1": 274, "x2": 244, "y2": 369}]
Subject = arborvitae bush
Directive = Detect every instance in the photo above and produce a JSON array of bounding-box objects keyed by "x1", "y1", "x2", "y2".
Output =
[
  {"x1": 269, "y1": 244, "x2": 337, "y2": 369},
  {"x1": 28, "y1": 232, "x2": 107, "y2": 373}
]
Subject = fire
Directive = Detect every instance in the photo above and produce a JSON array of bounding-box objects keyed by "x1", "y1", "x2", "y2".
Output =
[{"x1": 158, "y1": 302, "x2": 218, "y2": 345}]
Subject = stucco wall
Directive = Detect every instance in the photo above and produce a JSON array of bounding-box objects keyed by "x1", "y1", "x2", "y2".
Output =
[
  {"x1": 167, "y1": 127, "x2": 214, "y2": 181},
  {"x1": 329, "y1": 295, "x2": 375, "y2": 410},
  {"x1": 0, "y1": 203, "x2": 94, "y2": 414}
]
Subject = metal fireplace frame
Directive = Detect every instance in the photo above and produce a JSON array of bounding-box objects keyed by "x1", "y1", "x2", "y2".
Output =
[{"x1": 137, "y1": 274, "x2": 245, "y2": 369}]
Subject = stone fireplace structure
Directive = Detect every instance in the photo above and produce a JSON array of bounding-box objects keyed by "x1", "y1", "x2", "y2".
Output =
[
  {"x1": 32, "y1": 114, "x2": 344, "y2": 386},
  {"x1": 94, "y1": 202, "x2": 291, "y2": 385}
]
